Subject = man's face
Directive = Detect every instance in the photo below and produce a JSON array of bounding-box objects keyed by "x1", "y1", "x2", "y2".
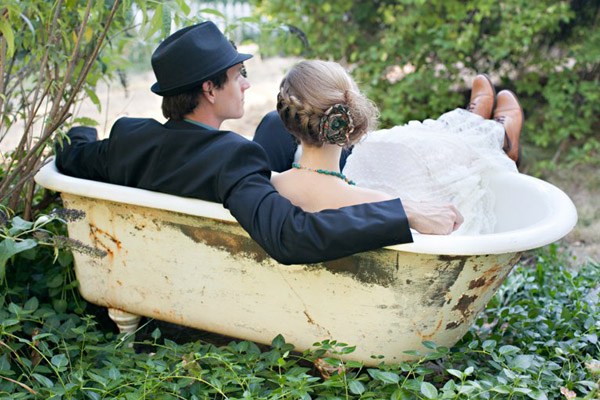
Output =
[{"x1": 213, "y1": 63, "x2": 251, "y2": 121}]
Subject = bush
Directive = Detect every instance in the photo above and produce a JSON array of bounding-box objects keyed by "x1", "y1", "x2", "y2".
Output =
[
  {"x1": 0, "y1": 0, "x2": 196, "y2": 217},
  {"x1": 253, "y1": 0, "x2": 600, "y2": 170}
]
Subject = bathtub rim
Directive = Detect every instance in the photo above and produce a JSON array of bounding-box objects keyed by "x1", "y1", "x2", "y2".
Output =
[{"x1": 35, "y1": 160, "x2": 577, "y2": 256}]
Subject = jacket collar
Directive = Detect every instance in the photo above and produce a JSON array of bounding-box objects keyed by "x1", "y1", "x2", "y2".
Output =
[{"x1": 165, "y1": 119, "x2": 213, "y2": 131}]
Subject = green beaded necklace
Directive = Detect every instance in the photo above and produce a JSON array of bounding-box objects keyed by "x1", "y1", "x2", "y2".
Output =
[{"x1": 292, "y1": 163, "x2": 356, "y2": 186}]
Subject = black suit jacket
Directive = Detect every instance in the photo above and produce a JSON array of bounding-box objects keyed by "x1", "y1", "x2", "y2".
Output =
[{"x1": 55, "y1": 118, "x2": 413, "y2": 264}]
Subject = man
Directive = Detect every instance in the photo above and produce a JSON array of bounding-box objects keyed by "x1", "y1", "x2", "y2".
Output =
[{"x1": 56, "y1": 21, "x2": 462, "y2": 265}]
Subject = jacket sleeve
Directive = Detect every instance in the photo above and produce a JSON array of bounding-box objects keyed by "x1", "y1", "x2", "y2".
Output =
[
  {"x1": 221, "y1": 141, "x2": 413, "y2": 265},
  {"x1": 54, "y1": 127, "x2": 110, "y2": 182}
]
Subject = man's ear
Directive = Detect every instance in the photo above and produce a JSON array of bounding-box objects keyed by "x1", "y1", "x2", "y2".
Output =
[{"x1": 202, "y1": 81, "x2": 216, "y2": 104}]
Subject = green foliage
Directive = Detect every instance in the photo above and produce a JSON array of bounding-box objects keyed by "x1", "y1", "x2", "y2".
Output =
[
  {"x1": 1, "y1": 233, "x2": 598, "y2": 398},
  {"x1": 253, "y1": 0, "x2": 600, "y2": 170}
]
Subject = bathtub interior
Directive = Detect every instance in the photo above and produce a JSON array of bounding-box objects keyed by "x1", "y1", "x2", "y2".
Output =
[{"x1": 490, "y1": 172, "x2": 553, "y2": 233}]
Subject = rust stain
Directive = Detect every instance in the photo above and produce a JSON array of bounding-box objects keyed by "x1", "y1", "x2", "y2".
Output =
[
  {"x1": 303, "y1": 310, "x2": 315, "y2": 324},
  {"x1": 452, "y1": 294, "x2": 477, "y2": 318},
  {"x1": 174, "y1": 223, "x2": 269, "y2": 263},
  {"x1": 88, "y1": 223, "x2": 122, "y2": 261},
  {"x1": 116, "y1": 280, "x2": 123, "y2": 286},
  {"x1": 302, "y1": 310, "x2": 332, "y2": 336},
  {"x1": 416, "y1": 319, "x2": 443, "y2": 340},
  {"x1": 89, "y1": 224, "x2": 122, "y2": 248}
]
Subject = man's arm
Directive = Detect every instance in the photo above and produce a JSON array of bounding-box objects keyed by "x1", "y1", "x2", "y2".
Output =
[
  {"x1": 55, "y1": 127, "x2": 110, "y2": 182},
  {"x1": 221, "y1": 142, "x2": 413, "y2": 265}
]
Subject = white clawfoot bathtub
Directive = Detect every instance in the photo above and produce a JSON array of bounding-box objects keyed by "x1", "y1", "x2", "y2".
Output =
[{"x1": 35, "y1": 161, "x2": 577, "y2": 364}]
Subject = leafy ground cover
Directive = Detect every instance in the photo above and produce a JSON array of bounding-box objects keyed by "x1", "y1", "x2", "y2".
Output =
[{"x1": 0, "y1": 213, "x2": 598, "y2": 399}]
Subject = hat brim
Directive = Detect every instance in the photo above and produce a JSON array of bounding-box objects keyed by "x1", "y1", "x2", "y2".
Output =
[{"x1": 151, "y1": 52, "x2": 253, "y2": 96}]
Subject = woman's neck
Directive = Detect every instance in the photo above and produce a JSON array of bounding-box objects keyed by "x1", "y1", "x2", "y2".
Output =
[{"x1": 298, "y1": 143, "x2": 343, "y2": 172}]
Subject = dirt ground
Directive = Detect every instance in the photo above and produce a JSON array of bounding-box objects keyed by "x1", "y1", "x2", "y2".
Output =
[{"x1": 31, "y1": 45, "x2": 600, "y2": 264}]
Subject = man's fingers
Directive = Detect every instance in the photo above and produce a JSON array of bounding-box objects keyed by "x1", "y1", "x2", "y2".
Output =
[
  {"x1": 451, "y1": 207, "x2": 464, "y2": 232},
  {"x1": 404, "y1": 200, "x2": 465, "y2": 235}
]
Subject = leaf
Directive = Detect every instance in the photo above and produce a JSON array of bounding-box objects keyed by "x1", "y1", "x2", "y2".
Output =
[
  {"x1": 9, "y1": 216, "x2": 34, "y2": 234},
  {"x1": 46, "y1": 274, "x2": 64, "y2": 288},
  {"x1": 0, "y1": 238, "x2": 37, "y2": 279},
  {"x1": 151, "y1": 328, "x2": 161, "y2": 340},
  {"x1": 53, "y1": 299, "x2": 68, "y2": 313},
  {"x1": 491, "y1": 385, "x2": 511, "y2": 394},
  {"x1": 513, "y1": 387, "x2": 532, "y2": 394},
  {"x1": 482, "y1": 339, "x2": 496, "y2": 351},
  {"x1": 498, "y1": 345, "x2": 520, "y2": 356},
  {"x1": 175, "y1": 0, "x2": 191, "y2": 15},
  {"x1": 420, "y1": 381, "x2": 438, "y2": 399},
  {"x1": 271, "y1": 334, "x2": 285, "y2": 349},
  {"x1": 85, "y1": 391, "x2": 101, "y2": 400},
  {"x1": 0, "y1": 354, "x2": 10, "y2": 371},
  {"x1": 527, "y1": 389, "x2": 549, "y2": 400},
  {"x1": 87, "y1": 371, "x2": 108, "y2": 387},
  {"x1": 367, "y1": 369, "x2": 400, "y2": 384},
  {"x1": 447, "y1": 369, "x2": 463, "y2": 379},
  {"x1": 1, "y1": 319, "x2": 19, "y2": 327},
  {"x1": 108, "y1": 367, "x2": 121, "y2": 380},
  {"x1": 198, "y1": 8, "x2": 225, "y2": 19},
  {"x1": 511, "y1": 355, "x2": 533, "y2": 370},
  {"x1": 24, "y1": 297, "x2": 39, "y2": 312},
  {"x1": 8, "y1": 302, "x2": 22, "y2": 315},
  {"x1": 348, "y1": 379, "x2": 365, "y2": 395},
  {"x1": 391, "y1": 388, "x2": 412, "y2": 400},
  {"x1": 0, "y1": 18, "x2": 15, "y2": 58},
  {"x1": 83, "y1": 86, "x2": 102, "y2": 111},
  {"x1": 422, "y1": 341, "x2": 437, "y2": 349},
  {"x1": 32, "y1": 373, "x2": 54, "y2": 388},
  {"x1": 51, "y1": 354, "x2": 69, "y2": 368},
  {"x1": 73, "y1": 116, "x2": 99, "y2": 127},
  {"x1": 32, "y1": 333, "x2": 55, "y2": 341},
  {"x1": 147, "y1": 4, "x2": 164, "y2": 38}
]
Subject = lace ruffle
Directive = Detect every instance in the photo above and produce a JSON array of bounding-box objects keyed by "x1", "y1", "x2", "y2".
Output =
[{"x1": 342, "y1": 108, "x2": 518, "y2": 235}]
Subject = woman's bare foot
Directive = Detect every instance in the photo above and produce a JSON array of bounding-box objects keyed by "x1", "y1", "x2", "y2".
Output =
[
  {"x1": 494, "y1": 90, "x2": 523, "y2": 165},
  {"x1": 466, "y1": 74, "x2": 495, "y2": 119}
]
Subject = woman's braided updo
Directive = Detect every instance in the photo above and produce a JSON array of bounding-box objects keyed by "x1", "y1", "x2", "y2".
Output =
[{"x1": 277, "y1": 60, "x2": 378, "y2": 147}]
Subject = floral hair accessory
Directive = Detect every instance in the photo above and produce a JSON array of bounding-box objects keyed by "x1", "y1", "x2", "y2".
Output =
[{"x1": 318, "y1": 104, "x2": 354, "y2": 146}]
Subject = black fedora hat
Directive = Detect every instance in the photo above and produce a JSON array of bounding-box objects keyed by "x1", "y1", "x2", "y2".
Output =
[{"x1": 150, "y1": 21, "x2": 252, "y2": 96}]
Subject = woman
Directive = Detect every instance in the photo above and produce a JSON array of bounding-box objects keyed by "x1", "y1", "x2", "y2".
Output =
[{"x1": 269, "y1": 60, "x2": 522, "y2": 235}]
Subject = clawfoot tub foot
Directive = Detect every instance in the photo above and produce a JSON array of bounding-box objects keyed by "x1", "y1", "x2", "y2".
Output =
[{"x1": 108, "y1": 308, "x2": 142, "y2": 334}]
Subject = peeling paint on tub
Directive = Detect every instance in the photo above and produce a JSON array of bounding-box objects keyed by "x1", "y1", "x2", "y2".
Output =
[
  {"x1": 173, "y1": 222, "x2": 269, "y2": 263},
  {"x1": 417, "y1": 255, "x2": 467, "y2": 308},
  {"x1": 446, "y1": 321, "x2": 460, "y2": 330},
  {"x1": 452, "y1": 294, "x2": 477, "y2": 318},
  {"x1": 468, "y1": 276, "x2": 487, "y2": 289},
  {"x1": 319, "y1": 250, "x2": 398, "y2": 286}
]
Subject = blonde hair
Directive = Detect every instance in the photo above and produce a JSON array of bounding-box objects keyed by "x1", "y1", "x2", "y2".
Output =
[{"x1": 277, "y1": 60, "x2": 378, "y2": 147}]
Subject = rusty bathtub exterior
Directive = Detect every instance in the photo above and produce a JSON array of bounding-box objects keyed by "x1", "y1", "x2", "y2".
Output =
[{"x1": 35, "y1": 162, "x2": 577, "y2": 365}]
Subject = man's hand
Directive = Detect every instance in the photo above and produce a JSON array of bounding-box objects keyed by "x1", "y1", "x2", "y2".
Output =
[{"x1": 402, "y1": 200, "x2": 464, "y2": 235}]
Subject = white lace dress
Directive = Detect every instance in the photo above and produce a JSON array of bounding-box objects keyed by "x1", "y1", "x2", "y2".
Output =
[{"x1": 342, "y1": 108, "x2": 518, "y2": 235}]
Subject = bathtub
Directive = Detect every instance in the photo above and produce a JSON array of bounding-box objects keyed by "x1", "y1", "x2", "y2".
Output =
[{"x1": 35, "y1": 161, "x2": 577, "y2": 364}]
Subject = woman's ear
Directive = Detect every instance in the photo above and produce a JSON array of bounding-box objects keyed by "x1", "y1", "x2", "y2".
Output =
[{"x1": 202, "y1": 81, "x2": 216, "y2": 104}]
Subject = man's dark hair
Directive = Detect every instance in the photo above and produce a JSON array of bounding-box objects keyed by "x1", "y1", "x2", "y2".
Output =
[{"x1": 161, "y1": 69, "x2": 229, "y2": 120}]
